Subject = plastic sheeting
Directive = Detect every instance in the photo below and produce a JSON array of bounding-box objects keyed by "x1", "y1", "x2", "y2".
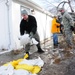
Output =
[
  {"x1": 19, "y1": 34, "x2": 38, "y2": 46},
  {"x1": 0, "y1": 57, "x2": 44, "y2": 75}
]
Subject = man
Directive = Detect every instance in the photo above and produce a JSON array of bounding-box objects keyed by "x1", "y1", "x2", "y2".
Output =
[
  {"x1": 58, "y1": 8, "x2": 74, "y2": 49},
  {"x1": 51, "y1": 16, "x2": 60, "y2": 48},
  {"x1": 20, "y1": 10, "x2": 44, "y2": 56}
]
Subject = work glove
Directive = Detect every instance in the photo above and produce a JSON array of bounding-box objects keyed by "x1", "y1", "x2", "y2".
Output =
[
  {"x1": 57, "y1": 26, "x2": 60, "y2": 28},
  {"x1": 29, "y1": 32, "x2": 34, "y2": 39},
  {"x1": 70, "y1": 26, "x2": 74, "y2": 31}
]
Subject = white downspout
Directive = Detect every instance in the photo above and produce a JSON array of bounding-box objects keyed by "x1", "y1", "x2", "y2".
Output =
[{"x1": 5, "y1": 0, "x2": 11, "y2": 50}]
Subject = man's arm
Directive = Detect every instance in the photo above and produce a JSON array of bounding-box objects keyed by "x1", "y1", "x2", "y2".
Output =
[
  {"x1": 65, "y1": 13, "x2": 74, "y2": 26},
  {"x1": 29, "y1": 16, "x2": 37, "y2": 39},
  {"x1": 30, "y1": 16, "x2": 37, "y2": 34},
  {"x1": 20, "y1": 21, "x2": 25, "y2": 35}
]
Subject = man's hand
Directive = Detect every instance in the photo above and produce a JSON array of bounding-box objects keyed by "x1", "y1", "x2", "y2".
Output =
[
  {"x1": 29, "y1": 32, "x2": 34, "y2": 39},
  {"x1": 70, "y1": 26, "x2": 74, "y2": 31}
]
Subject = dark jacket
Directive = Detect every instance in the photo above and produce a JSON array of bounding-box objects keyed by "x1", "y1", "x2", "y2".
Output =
[{"x1": 20, "y1": 15, "x2": 37, "y2": 35}]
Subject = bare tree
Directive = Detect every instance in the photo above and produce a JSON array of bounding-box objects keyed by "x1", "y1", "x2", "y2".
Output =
[
  {"x1": 68, "y1": 0, "x2": 74, "y2": 12},
  {"x1": 57, "y1": 0, "x2": 74, "y2": 12}
]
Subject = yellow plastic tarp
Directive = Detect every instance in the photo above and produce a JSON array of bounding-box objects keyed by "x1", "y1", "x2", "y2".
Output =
[
  {"x1": 4, "y1": 59, "x2": 23, "y2": 67},
  {"x1": 15, "y1": 64, "x2": 41, "y2": 74},
  {"x1": 3, "y1": 54, "x2": 41, "y2": 74}
]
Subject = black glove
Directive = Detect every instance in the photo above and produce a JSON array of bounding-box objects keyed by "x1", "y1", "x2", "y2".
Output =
[
  {"x1": 70, "y1": 26, "x2": 74, "y2": 31},
  {"x1": 57, "y1": 26, "x2": 60, "y2": 28},
  {"x1": 56, "y1": 19, "x2": 60, "y2": 23},
  {"x1": 29, "y1": 32, "x2": 34, "y2": 39}
]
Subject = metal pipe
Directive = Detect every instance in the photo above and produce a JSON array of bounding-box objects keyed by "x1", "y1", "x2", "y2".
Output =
[{"x1": 5, "y1": 0, "x2": 11, "y2": 50}]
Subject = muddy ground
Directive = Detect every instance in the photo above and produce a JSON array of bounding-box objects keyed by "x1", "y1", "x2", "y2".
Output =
[{"x1": 0, "y1": 34, "x2": 75, "y2": 75}]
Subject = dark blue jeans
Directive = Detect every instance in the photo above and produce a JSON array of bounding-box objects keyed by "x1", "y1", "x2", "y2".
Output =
[{"x1": 53, "y1": 33, "x2": 58, "y2": 46}]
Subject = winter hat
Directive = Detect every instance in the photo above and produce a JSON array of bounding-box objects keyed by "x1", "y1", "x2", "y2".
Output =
[
  {"x1": 21, "y1": 10, "x2": 28, "y2": 15},
  {"x1": 58, "y1": 8, "x2": 65, "y2": 12}
]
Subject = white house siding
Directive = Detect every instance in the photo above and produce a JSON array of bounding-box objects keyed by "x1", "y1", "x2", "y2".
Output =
[
  {"x1": 45, "y1": 16, "x2": 52, "y2": 39},
  {"x1": 33, "y1": 10, "x2": 47, "y2": 41},
  {"x1": 0, "y1": 0, "x2": 12, "y2": 50},
  {"x1": 12, "y1": 2, "x2": 21, "y2": 50},
  {"x1": 33, "y1": 10, "x2": 52, "y2": 41},
  {"x1": 12, "y1": 1, "x2": 52, "y2": 49}
]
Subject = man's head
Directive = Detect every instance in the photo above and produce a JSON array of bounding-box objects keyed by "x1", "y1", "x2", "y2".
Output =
[
  {"x1": 21, "y1": 10, "x2": 28, "y2": 20},
  {"x1": 58, "y1": 8, "x2": 65, "y2": 15},
  {"x1": 53, "y1": 16, "x2": 58, "y2": 19}
]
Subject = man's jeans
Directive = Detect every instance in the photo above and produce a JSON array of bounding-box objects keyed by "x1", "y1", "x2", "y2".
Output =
[{"x1": 53, "y1": 33, "x2": 58, "y2": 46}]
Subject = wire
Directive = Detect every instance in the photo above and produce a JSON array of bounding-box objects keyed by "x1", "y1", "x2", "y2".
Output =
[{"x1": 46, "y1": 0, "x2": 57, "y2": 7}]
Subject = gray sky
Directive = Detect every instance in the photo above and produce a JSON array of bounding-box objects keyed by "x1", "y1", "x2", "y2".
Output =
[{"x1": 31, "y1": 0, "x2": 75, "y2": 15}]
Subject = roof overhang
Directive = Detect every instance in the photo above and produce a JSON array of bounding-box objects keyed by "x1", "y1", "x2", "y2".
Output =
[{"x1": 13, "y1": 0, "x2": 53, "y2": 17}]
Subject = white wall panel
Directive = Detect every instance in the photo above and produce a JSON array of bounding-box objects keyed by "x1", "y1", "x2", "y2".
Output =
[
  {"x1": 32, "y1": 10, "x2": 52, "y2": 41},
  {"x1": 12, "y1": 2, "x2": 52, "y2": 49},
  {"x1": 33, "y1": 11, "x2": 46, "y2": 41},
  {"x1": 45, "y1": 16, "x2": 52, "y2": 38},
  {"x1": 12, "y1": 2, "x2": 21, "y2": 50},
  {"x1": 0, "y1": 0, "x2": 10, "y2": 50}
]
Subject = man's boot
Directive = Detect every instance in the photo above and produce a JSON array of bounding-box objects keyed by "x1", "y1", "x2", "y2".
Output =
[
  {"x1": 24, "y1": 52, "x2": 30, "y2": 59},
  {"x1": 37, "y1": 44, "x2": 44, "y2": 53},
  {"x1": 54, "y1": 44, "x2": 58, "y2": 48}
]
